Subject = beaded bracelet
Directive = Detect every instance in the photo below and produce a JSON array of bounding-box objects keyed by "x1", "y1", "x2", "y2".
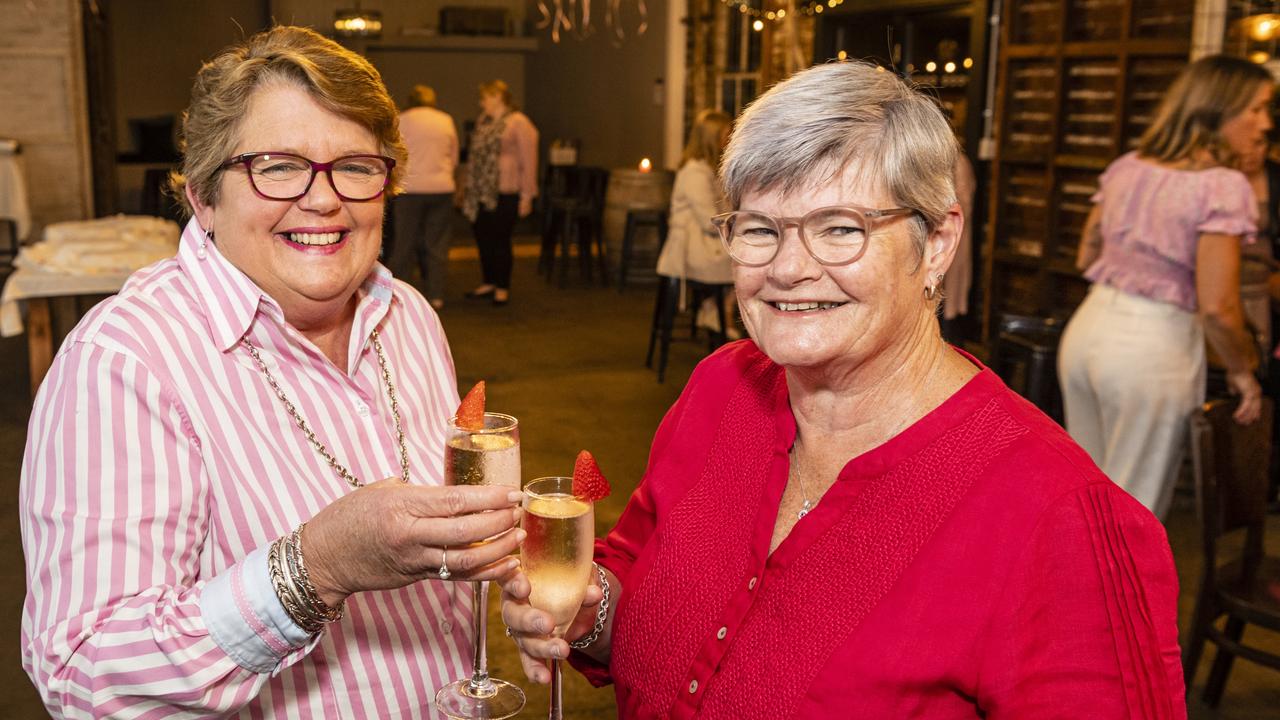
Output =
[{"x1": 569, "y1": 563, "x2": 610, "y2": 650}]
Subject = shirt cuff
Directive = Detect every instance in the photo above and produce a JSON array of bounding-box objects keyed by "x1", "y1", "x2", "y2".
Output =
[{"x1": 201, "y1": 544, "x2": 315, "y2": 673}]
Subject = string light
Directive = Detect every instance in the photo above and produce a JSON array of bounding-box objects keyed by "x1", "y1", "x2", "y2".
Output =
[{"x1": 715, "y1": 0, "x2": 831, "y2": 21}]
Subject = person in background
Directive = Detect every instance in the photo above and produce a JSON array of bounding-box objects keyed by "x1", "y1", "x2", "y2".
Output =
[
  {"x1": 19, "y1": 27, "x2": 523, "y2": 718},
  {"x1": 500, "y1": 60, "x2": 1185, "y2": 717},
  {"x1": 461, "y1": 79, "x2": 538, "y2": 306},
  {"x1": 1058, "y1": 54, "x2": 1270, "y2": 519},
  {"x1": 1242, "y1": 132, "x2": 1280, "y2": 506},
  {"x1": 392, "y1": 83, "x2": 458, "y2": 310},
  {"x1": 655, "y1": 109, "x2": 739, "y2": 339}
]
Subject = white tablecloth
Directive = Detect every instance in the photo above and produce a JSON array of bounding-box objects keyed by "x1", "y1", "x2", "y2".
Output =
[
  {"x1": 1, "y1": 268, "x2": 131, "y2": 337},
  {"x1": 0, "y1": 214, "x2": 179, "y2": 336}
]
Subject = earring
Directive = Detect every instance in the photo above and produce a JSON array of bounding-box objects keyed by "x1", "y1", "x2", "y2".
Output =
[
  {"x1": 924, "y1": 274, "x2": 943, "y2": 301},
  {"x1": 198, "y1": 228, "x2": 212, "y2": 260}
]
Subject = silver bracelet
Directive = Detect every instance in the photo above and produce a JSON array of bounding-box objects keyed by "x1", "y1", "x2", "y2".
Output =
[{"x1": 570, "y1": 563, "x2": 610, "y2": 650}]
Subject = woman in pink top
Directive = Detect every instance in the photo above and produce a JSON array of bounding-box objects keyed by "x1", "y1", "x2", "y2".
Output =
[
  {"x1": 20, "y1": 27, "x2": 523, "y2": 718},
  {"x1": 498, "y1": 61, "x2": 1186, "y2": 718},
  {"x1": 1059, "y1": 55, "x2": 1271, "y2": 518},
  {"x1": 461, "y1": 80, "x2": 539, "y2": 306}
]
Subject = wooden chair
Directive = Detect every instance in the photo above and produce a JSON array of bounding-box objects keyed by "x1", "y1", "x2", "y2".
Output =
[{"x1": 1182, "y1": 396, "x2": 1280, "y2": 706}]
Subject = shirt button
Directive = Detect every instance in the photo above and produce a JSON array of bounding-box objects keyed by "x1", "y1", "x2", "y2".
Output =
[
  {"x1": 747, "y1": 576, "x2": 757, "y2": 590},
  {"x1": 356, "y1": 402, "x2": 370, "y2": 417},
  {"x1": 716, "y1": 626, "x2": 727, "y2": 640},
  {"x1": 689, "y1": 680, "x2": 699, "y2": 694},
  {"x1": 440, "y1": 621, "x2": 453, "y2": 633}
]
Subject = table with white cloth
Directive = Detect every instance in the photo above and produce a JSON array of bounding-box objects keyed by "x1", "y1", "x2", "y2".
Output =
[{"x1": 0, "y1": 215, "x2": 178, "y2": 397}]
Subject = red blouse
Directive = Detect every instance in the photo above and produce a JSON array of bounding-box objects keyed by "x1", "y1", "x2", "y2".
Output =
[{"x1": 571, "y1": 342, "x2": 1186, "y2": 719}]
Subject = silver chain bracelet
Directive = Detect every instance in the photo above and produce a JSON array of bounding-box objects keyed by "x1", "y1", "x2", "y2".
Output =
[{"x1": 569, "y1": 563, "x2": 610, "y2": 650}]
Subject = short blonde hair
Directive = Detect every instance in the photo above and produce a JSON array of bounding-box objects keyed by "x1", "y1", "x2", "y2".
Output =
[
  {"x1": 722, "y1": 61, "x2": 958, "y2": 258},
  {"x1": 170, "y1": 25, "x2": 406, "y2": 215},
  {"x1": 1137, "y1": 54, "x2": 1273, "y2": 165},
  {"x1": 479, "y1": 79, "x2": 516, "y2": 111},
  {"x1": 682, "y1": 110, "x2": 733, "y2": 170}
]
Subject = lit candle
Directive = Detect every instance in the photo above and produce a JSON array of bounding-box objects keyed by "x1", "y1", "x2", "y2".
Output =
[{"x1": 639, "y1": 158, "x2": 652, "y2": 173}]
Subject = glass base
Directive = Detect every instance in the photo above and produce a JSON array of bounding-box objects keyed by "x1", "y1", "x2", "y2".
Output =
[{"x1": 434, "y1": 678, "x2": 526, "y2": 720}]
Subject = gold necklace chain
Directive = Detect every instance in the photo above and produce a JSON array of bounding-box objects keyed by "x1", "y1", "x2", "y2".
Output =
[{"x1": 242, "y1": 328, "x2": 410, "y2": 488}]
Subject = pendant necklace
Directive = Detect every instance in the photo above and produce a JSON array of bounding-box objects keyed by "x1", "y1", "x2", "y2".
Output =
[{"x1": 789, "y1": 445, "x2": 815, "y2": 520}]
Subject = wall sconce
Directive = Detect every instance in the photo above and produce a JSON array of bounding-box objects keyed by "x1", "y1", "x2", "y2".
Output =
[{"x1": 334, "y1": 8, "x2": 383, "y2": 38}]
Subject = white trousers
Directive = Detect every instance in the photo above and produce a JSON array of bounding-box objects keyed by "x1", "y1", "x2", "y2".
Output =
[{"x1": 1057, "y1": 284, "x2": 1204, "y2": 518}]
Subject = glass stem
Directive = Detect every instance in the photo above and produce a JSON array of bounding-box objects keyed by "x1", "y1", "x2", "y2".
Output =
[
  {"x1": 468, "y1": 580, "x2": 493, "y2": 692},
  {"x1": 548, "y1": 658, "x2": 563, "y2": 720}
]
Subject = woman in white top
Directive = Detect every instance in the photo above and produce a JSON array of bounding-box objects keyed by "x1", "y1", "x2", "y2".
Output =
[{"x1": 656, "y1": 110, "x2": 738, "y2": 337}]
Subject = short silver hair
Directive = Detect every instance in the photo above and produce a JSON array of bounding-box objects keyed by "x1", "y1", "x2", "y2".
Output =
[{"x1": 721, "y1": 61, "x2": 959, "y2": 257}]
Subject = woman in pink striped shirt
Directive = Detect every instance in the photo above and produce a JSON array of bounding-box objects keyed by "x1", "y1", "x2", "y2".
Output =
[{"x1": 20, "y1": 26, "x2": 523, "y2": 718}]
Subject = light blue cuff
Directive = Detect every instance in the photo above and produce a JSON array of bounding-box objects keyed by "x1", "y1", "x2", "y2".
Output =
[{"x1": 201, "y1": 544, "x2": 315, "y2": 673}]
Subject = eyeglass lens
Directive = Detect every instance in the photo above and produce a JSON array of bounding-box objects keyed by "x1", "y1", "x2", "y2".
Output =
[
  {"x1": 247, "y1": 154, "x2": 390, "y2": 200},
  {"x1": 724, "y1": 207, "x2": 870, "y2": 264}
]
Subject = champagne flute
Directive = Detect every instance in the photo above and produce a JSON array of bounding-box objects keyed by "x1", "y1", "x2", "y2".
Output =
[
  {"x1": 521, "y1": 476, "x2": 596, "y2": 720},
  {"x1": 434, "y1": 412, "x2": 526, "y2": 720}
]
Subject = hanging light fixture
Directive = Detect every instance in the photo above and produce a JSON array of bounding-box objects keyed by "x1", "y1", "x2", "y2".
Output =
[
  {"x1": 334, "y1": 5, "x2": 383, "y2": 38},
  {"x1": 537, "y1": 0, "x2": 648, "y2": 44}
]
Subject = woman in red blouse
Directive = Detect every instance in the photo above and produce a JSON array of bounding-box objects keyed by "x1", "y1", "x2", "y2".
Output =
[{"x1": 500, "y1": 60, "x2": 1186, "y2": 718}]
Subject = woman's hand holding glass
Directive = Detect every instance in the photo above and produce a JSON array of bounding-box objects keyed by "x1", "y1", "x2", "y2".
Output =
[
  {"x1": 298, "y1": 479, "x2": 524, "y2": 608},
  {"x1": 499, "y1": 560, "x2": 608, "y2": 682}
]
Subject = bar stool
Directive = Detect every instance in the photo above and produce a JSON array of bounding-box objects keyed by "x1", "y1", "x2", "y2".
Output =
[
  {"x1": 645, "y1": 276, "x2": 729, "y2": 383},
  {"x1": 989, "y1": 313, "x2": 1064, "y2": 423},
  {"x1": 539, "y1": 166, "x2": 610, "y2": 287},
  {"x1": 618, "y1": 209, "x2": 668, "y2": 291}
]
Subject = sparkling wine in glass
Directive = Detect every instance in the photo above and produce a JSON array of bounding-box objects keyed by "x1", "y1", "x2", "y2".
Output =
[
  {"x1": 521, "y1": 476, "x2": 595, "y2": 720},
  {"x1": 435, "y1": 412, "x2": 526, "y2": 720}
]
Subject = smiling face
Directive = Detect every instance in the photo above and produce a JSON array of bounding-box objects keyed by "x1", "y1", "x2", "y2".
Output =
[
  {"x1": 1221, "y1": 81, "x2": 1274, "y2": 161},
  {"x1": 734, "y1": 164, "x2": 956, "y2": 375},
  {"x1": 190, "y1": 81, "x2": 386, "y2": 330}
]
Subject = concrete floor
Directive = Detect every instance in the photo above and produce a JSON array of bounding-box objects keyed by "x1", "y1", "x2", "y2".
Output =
[{"x1": 0, "y1": 234, "x2": 1277, "y2": 717}]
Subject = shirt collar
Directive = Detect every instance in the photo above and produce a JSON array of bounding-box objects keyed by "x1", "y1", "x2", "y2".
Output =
[{"x1": 176, "y1": 217, "x2": 402, "y2": 355}]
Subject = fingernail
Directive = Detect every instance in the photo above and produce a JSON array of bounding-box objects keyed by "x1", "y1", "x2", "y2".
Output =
[
  {"x1": 514, "y1": 529, "x2": 527, "y2": 542},
  {"x1": 508, "y1": 490, "x2": 523, "y2": 503},
  {"x1": 551, "y1": 644, "x2": 563, "y2": 659}
]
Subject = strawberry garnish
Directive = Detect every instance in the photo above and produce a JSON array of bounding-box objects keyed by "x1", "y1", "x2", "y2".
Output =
[
  {"x1": 573, "y1": 450, "x2": 611, "y2": 501},
  {"x1": 456, "y1": 381, "x2": 486, "y2": 430}
]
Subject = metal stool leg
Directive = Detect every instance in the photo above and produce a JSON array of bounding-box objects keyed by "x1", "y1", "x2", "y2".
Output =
[
  {"x1": 646, "y1": 276, "x2": 667, "y2": 368},
  {"x1": 656, "y1": 277, "x2": 680, "y2": 383},
  {"x1": 619, "y1": 214, "x2": 637, "y2": 291}
]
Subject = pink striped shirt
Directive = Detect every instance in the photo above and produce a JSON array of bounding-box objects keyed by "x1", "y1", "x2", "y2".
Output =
[{"x1": 21, "y1": 218, "x2": 474, "y2": 717}]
